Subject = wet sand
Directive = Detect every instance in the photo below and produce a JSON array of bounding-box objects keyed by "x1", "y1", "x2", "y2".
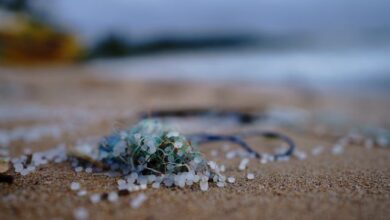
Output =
[{"x1": 0, "y1": 67, "x2": 389, "y2": 220}]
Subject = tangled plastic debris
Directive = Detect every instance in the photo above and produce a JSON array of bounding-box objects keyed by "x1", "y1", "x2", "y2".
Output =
[{"x1": 89, "y1": 119, "x2": 226, "y2": 191}]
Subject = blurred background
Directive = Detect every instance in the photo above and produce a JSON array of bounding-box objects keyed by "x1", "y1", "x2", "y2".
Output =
[{"x1": 0, "y1": 0, "x2": 390, "y2": 94}]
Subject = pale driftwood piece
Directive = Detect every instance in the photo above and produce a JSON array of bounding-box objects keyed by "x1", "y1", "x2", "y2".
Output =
[{"x1": 0, "y1": 146, "x2": 10, "y2": 173}]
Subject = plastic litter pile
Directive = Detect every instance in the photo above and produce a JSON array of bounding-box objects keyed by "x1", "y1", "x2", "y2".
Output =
[{"x1": 73, "y1": 119, "x2": 226, "y2": 191}]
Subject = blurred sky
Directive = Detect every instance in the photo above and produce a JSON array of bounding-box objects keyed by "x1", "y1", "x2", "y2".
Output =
[{"x1": 34, "y1": 0, "x2": 390, "y2": 43}]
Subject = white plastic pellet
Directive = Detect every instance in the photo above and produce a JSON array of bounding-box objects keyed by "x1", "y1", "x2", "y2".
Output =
[
  {"x1": 217, "y1": 182, "x2": 225, "y2": 188},
  {"x1": 85, "y1": 167, "x2": 93, "y2": 173},
  {"x1": 140, "y1": 184, "x2": 147, "y2": 190},
  {"x1": 200, "y1": 181, "x2": 209, "y2": 191},
  {"x1": 130, "y1": 193, "x2": 147, "y2": 209},
  {"x1": 247, "y1": 173, "x2": 255, "y2": 180},
  {"x1": 227, "y1": 177, "x2": 236, "y2": 183},
  {"x1": 14, "y1": 163, "x2": 23, "y2": 172},
  {"x1": 70, "y1": 182, "x2": 81, "y2": 191},
  {"x1": 73, "y1": 207, "x2": 88, "y2": 220},
  {"x1": 147, "y1": 175, "x2": 156, "y2": 183},
  {"x1": 225, "y1": 151, "x2": 236, "y2": 159},
  {"x1": 20, "y1": 169, "x2": 29, "y2": 176},
  {"x1": 193, "y1": 175, "x2": 200, "y2": 183},
  {"x1": 238, "y1": 158, "x2": 249, "y2": 171},
  {"x1": 89, "y1": 194, "x2": 101, "y2": 204},
  {"x1": 332, "y1": 144, "x2": 344, "y2": 155},
  {"x1": 117, "y1": 179, "x2": 127, "y2": 186},
  {"x1": 207, "y1": 161, "x2": 217, "y2": 170},
  {"x1": 311, "y1": 146, "x2": 324, "y2": 156},
  {"x1": 108, "y1": 192, "x2": 118, "y2": 203},
  {"x1": 294, "y1": 150, "x2": 307, "y2": 160},
  {"x1": 26, "y1": 165, "x2": 35, "y2": 172},
  {"x1": 77, "y1": 190, "x2": 87, "y2": 197},
  {"x1": 152, "y1": 182, "x2": 161, "y2": 189}
]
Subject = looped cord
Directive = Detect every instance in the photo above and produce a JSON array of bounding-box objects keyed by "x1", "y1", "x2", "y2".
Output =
[{"x1": 187, "y1": 131, "x2": 295, "y2": 160}]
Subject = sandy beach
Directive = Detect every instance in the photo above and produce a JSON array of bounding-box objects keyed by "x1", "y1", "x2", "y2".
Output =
[{"x1": 0, "y1": 67, "x2": 389, "y2": 220}]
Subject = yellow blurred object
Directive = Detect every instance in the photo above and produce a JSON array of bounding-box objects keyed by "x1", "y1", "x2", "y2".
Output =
[{"x1": 0, "y1": 12, "x2": 83, "y2": 65}]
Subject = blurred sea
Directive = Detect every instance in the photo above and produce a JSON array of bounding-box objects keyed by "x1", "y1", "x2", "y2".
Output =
[{"x1": 90, "y1": 43, "x2": 390, "y2": 96}]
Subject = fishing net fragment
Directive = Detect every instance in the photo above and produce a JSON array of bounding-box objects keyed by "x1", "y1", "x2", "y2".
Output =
[{"x1": 72, "y1": 119, "x2": 225, "y2": 190}]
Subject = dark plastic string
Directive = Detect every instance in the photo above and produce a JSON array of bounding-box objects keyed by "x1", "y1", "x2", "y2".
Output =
[
  {"x1": 187, "y1": 134, "x2": 261, "y2": 158},
  {"x1": 139, "y1": 109, "x2": 262, "y2": 124},
  {"x1": 238, "y1": 131, "x2": 295, "y2": 159},
  {"x1": 140, "y1": 109, "x2": 296, "y2": 160},
  {"x1": 187, "y1": 131, "x2": 295, "y2": 160}
]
